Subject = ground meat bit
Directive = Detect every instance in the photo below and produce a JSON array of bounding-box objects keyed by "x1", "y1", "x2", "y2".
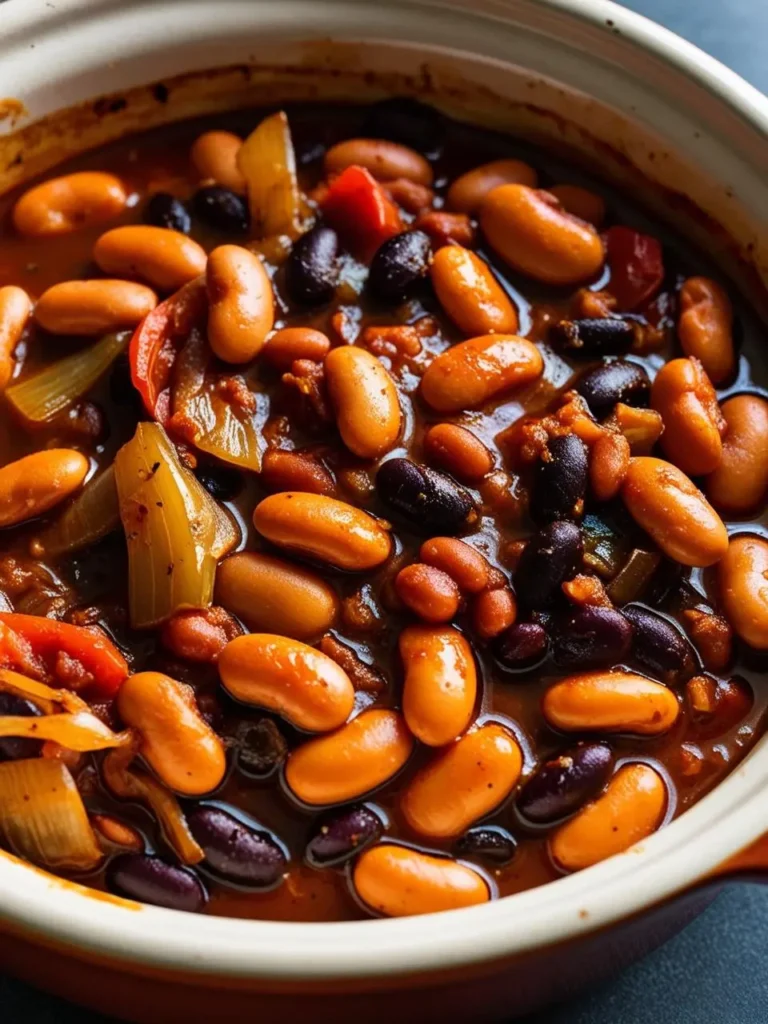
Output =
[
  {"x1": 414, "y1": 210, "x2": 476, "y2": 248},
  {"x1": 382, "y1": 178, "x2": 434, "y2": 215},
  {"x1": 683, "y1": 609, "x2": 734, "y2": 672},
  {"x1": 54, "y1": 650, "x2": 95, "y2": 691},
  {"x1": 262, "y1": 415, "x2": 291, "y2": 448},
  {"x1": 319, "y1": 633, "x2": 387, "y2": 694},
  {"x1": 161, "y1": 606, "x2": 242, "y2": 663},
  {"x1": 0, "y1": 554, "x2": 72, "y2": 612},
  {"x1": 282, "y1": 359, "x2": 332, "y2": 422},
  {"x1": 361, "y1": 323, "x2": 423, "y2": 361},
  {"x1": 573, "y1": 288, "x2": 618, "y2": 319},
  {"x1": 497, "y1": 393, "x2": 602, "y2": 469},
  {"x1": 66, "y1": 605, "x2": 103, "y2": 627},
  {"x1": 341, "y1": 585, "x2": 384, "y2": 634},
  {"x1": 562, "y1": 574, "x2": 612, "y2": 608}
]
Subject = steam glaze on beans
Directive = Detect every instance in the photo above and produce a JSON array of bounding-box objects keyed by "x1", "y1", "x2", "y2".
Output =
[{"x1": 0, "y1": 97, "x2": 764, "y2": 924}]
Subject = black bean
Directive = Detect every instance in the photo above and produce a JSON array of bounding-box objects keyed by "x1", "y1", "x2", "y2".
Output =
[
  {"x1": 285, "y1": 225, "x2": 339, "y2": 306},
  {"x1": 107, "y1": 854, "x2": 207, "y2": 913},
  {"x1": 530, "y1": 434, "x2": 588, "y2": 523},
  {"x1": 622, "y1": 603, "x2": 696, "y2": 676},
  {"x1": 550, "y1": 318, "x2": 635, "y2": 357},
  {"x1": 575, "y1": 360, "x2": 650, "y2": 418},
  {"x1": 375, "y1": 458, "x2": 477, "y2": 534},
  {"x1": 0, "y1": 692, "x2": 42, "y2": 762},
  {"x1": 553, "y1": 605, "x2": 633, "y2": 669},
  {"x1": 192, "y1": 186, "x2": 250, "y2": 233},
  {"x1": 368, "y1": 230, "x2": 432, "y2": 301},
  {"x1": 515, "y1": 521, "x2": 583, "y2": 610},
  {"x1": 305, "y1": 805, "x2": 382, "y2": 867},
  {"x1": 454, "y1": 826, "x2": 517, "y2": 865},
  {"x1": 144, "y1": 192, "x2": 191, "y2": 234},
  {"x1": 361, "y1": 97, "x2": 445, "y2": 156},
  {"x1": 194, "y1": 464, "x2": 243, "y2": 502},
  {"x1": 517, "y1": 742, "x2": 614, "y2": 824},
  {"x1": 493, "y1": 622, "x2": 549, "y2": 671},
  {"x1": 187, "y1": 806, "x2": 287, "y2": 888},
  {"x1": 234, "y1": 719, "x2": 287, "y2": 778}
]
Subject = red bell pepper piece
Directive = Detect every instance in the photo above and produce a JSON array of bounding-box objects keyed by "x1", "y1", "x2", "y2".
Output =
[
  {"x1": 321, "y1": 165, "x2": 403, "y2": 260},
  {"x1": 605, "y1": 225, "x2": 664, "y2": 311}
]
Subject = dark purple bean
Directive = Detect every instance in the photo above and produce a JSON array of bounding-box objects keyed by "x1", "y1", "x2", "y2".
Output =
[
  {"x1": 234, "y1": 718, "x2": 288, "y2": 778},
  {"x1": 376, "y1": 458, "x2": 476, "y2": 534},
  {"x1": 362, "y1": 97, "x2": 445, "y2": 157},
  {"x1": 285, "y1": 225, "x2": 339, "y2": 306},
  {"x1": 194, "y1": 463, "x2": 243, "y2": 502},
  {"x1": 514, "y1": 521, "x2": 583, "y2": 609},
  {"x1": 622, "y1": 603, "x2": 696, "y2": 677},
  {"x1": 368, "y1": 230, "x2": 432, "y2": 301},
  {"x1": 493, "y1": 622, "x2": 549, "y2": 671},
  {"x1": 305, "y1": 805, "x2": 383, "y2": 866},
  {"x1": 144, "y1": 192, "x2": 191, "y2": 234},
  {"x1": 517, "y1": 742, "x2": 614, "y2": 824},
  {"x1": 454, "y1": 826, "x2": 517, "y2": 865},
  {"x1": 550, "y1": 317, "x2": 636, "y2": 357},
  {"x1": 192, "y1": 185, "x2": 250, "y2": 233},
  {"x1": 0, "y1": 692, "x2": 42, "y2": 762},
  {"x1": 107, "y1": 854, "x2": 207, "y2": 913},
  {"x1": 553, "y1": 605, "x2": 633, "y2": 669},
  {"x1": 575, "y1": 360, "x2": 650, "y2": 417},
  {"x1": 187, "y1": 806, "x2": 287, "y2": 888},
  {"x1": 531, "y1": 433, "x2": 588, "y2": 523}
]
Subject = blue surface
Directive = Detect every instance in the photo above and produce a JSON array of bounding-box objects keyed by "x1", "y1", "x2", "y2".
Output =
[{"x1": 3, "y1": 1, "x2": 768, "y2": 1021}]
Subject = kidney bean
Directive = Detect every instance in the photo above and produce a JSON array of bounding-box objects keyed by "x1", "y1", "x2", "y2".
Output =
[
  {"x1": 621, "y1": 457, "x2": 728, "y2": 567},
  {"x1": 94, "y1": 225, "x2": 207, "y2": 292},
  {"x1": 117, "y1": 672, "x2": 227, "y2": 795},
  {"x1": 0, "y1": 691, "x2": 43, "y2": 762},
  {"x1": 35, "y1": 279, "x2": 158, "y2": 335},
  {"x1": 517, "y1": 741, "x2": 614, "y2": 824},
  {"x1": 423, "y1": 423, "x2": 494, "y2": 483},
  {"x1": 324, "y1": 139, "x2": 433, "y2": 186},
  {"x1": 400, "y1": 624, "x2": 477, "y2": 746},
  {"x1": 678, "y1": 276, "x2": 735, "y2": 384},
  {"x1": 621, "y1": 603, "x2": 695, "y2": 676},
  {"x1": 144, "y1": 192, "x2": 191, "y2": 233},
  {"x1": 361, "y1": 97, "x2": 445, "y2": 155},
  {"x1": 493, "y1": 621, "x2": 549, "y2": 670},
  {"x1": 718, "y1": 535, "x2": 768, "y2": 649},
  {"x1": 0, "y1": 449, "x2": 88, "y2": 527},
  {"x1": 13, "y1": 171, "x2": 127, "y2": 236},
  {"x1": 454, "y1": 826, "x2": 517, "y2": 865},
  {"x1": 549, "y1": 763, "x2": 667, "y2": 872},
  {"x1": 430, "y1": 246, "x2": 519, "y2": 336},
  {"x1": 261, "y1": 449, "x2": 336, "y2": 497},
  {"x1": 531, "y1": 433, "x2": 588, "y2": 523},
  {"x1": 402, "y1": 722, "x2": 522, "y2": 838},
  {"x1": 547, "y1": 184, "x2": 606, "y2": 228},
  {"x1": 206, "y1": 245, "x2": 274, "y2": 363},
  {"x1": 472, "y1": 587, "x2": 517, "y2": 640},
  {"x1": 368, "y1": 230, "x2": 432, "y2": 300},
  {"x1": 218, "y1": 633, "x2": 354, "y2": 732},
  {"x1": 253, "y1": 492, "x2": 392, "y2": 570},
  {"x1": 419, "y1": 538, "x2": 495, "y2": 595},
  {"x1": 683, "y1": 609, "x2": 733, "y2": 673},
  {"x1": 194, "y1": 463, "x2": 243, "y2": 502},
  {"x1": 552, "y1": 605, "x2": 633, "y2": 669},
  {"x1": 590, "y1": 431, "x2": 630, "y2": 502},
  {"x1": 542, "y1": 670, "x2": 680, "y2": 735},
  {"x1": 0, "y1": 285, "x2": 30, "y2": 390},
  {"x1": 285, "y1": 226, "x2": 339, "y2": 306},
  {"x1": 186, "y1": 805, "x2": 286, "y2": 887},
  {"x1": 235, "y1": 718, "x2": 287, "y2": 778},
  {"x1": 550, "y1": 317, "x2": 635, "y2": 357},
  {"x1": 395, "y1": 564, "x2": 461, "y2": 624},
  {"x1": 192, "y1": 185, "x2": 250, "y2": 233},
  {"x1": 514, "y1": 521, "x2": 584, "y2": 609},
  {"x1": 384, "y1": 178, "x2": 434, "y2": 215},
  {"x1": 421, "y1": 335, "x2": 543, "y2": 413},
  {"x1": 190, "y1": 130, "x2": 246, "y2": 192},
  {"x1": 414, "y1": 211, "x2": 475, "y2": 249},
  {"x1": 262, "y1": 327, "x2": 332, "y2": 370},
  {"x1": 706, "y1": 394, "x2": 768, "y2": 515},
  {"x1": 446, "y1": 159, "x2": 537, "y2": 214},
  {"x1": 305, "y1": 804, "x2": 383, "y2": 866},
  {"x1": 651, "y1": 357, "x2": 725, "y2": 476},
  {"x1": 325, "y1": 346, "x2": 401, "y2": 458},
  {"x1": 107, "y1": 854, "x2": 207, "y2": 913},
  {"x1": 576, "y1": 360, "x2": 650, "y2": 418},
  {"x1": 375, "y1": 458, "x2": 476, "y2": 534},
  {"x1": 285, "y1": 708, "x2": 413, "y2": 805},
  {"x1": 161, "y1": 607, "x2": 241, "y2": 664}
]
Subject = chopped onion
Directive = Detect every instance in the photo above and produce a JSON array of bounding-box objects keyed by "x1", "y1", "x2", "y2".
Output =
[
  {"x1": 0, "y1": 711, "x2": 128, "y2": 751},
  {"x1": 36, "y1": 466, "x2": 120, "y2": 557},
  {"x1": 237, "y1": 110, "x2": 309, "y2": 241}
]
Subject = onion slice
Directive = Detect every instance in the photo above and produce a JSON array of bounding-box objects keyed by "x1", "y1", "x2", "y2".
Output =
[
  {"x1": 0, "y1": 711, "x2": 128, "y2": 751},
  {"x1": 237, "y1": 110, "x2": 308, "y2": 241},
  {"x1": 36, "y1": 466, "x2": 120, "y2": 558}
]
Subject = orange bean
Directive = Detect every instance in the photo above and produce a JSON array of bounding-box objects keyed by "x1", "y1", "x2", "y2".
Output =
[
  {"x1": 91, "y1": 814, "x2": 144, "y2": 852},
  {"x1": 206, "y1": 245, "x2": 274, "y2": 363},
  {"x1": 218, "y1": 633, "x2": 354, "y2": 732},
  {"x1": 590, "y1": 431, "x2": 630, "y2": 502},
  {"x1": 160, "y1": 606, "x2": 241, "y2": 663},
  {"x1": 402, "y1": 722, "x2": 522, "y2": 837},
  {"x1": 285, "y1": 708, "x2": 413, "y2": 805},
  {"x1": 651, "y1": 357, "x2": 725, "y2": 476},
  {"x1": 400, "y1": 624, "x2": 477, "y2": 747},
  {"x1": 414, "y1": 211, "x2": 476, "y2": 249},
  {"x1": 431, "y1": 246, "x2": 519, "y2": 336},
  {"x1": 262, "y1": 327, "x2": 331, "y2": 370},
  {"x1": 472, "y1": 587, "x2": 517, "y2": 640},
  {"x1": 395, "y1": 563, "x2": 461, "y2": 623},
  {"x1": 419, "y1": 537, "x2": 495, "y2": 594},
  {"x1": 324, "y1": 346, "x2": 401, "y2": 458},
  {"x1": 421, "y1": 334, "x2": 543, "y2": 413},
  {"x1": 547, "y1": 184, "x2": 606, "y2": 228},
  {"x1": 706, "y1": 394, "x2": 768, "y2": 515},
  {"x1": 446, "y1": 159, "x2": 537, "y2": 214},
  {"x1": 550, "y1": 763, "x2": 667, "y2": 871},
  {"x1": 480, "y1": 185, "x2": 604, "y2": 286},
  {"x1": 423, "y1": 423, "x2": 494, "y2": 482},
  {"x1": 13, "y1": 171, "x2": 127, "y2": 236},
  {"x1": 0, "y1": 449, "x2": 88, "y2": 527},
  {"x1": 718, "y1": 535, "x2": 768, "y2": 649},
  {"x1": 94, "y1": 225, "x2": 207, "y2": 292},
  {"x1": 190, "y1": 130, "x2": 246, "y2": 192},
  {"x1": 324, "y1": 139, "x2": 433, "y2": 186},
  {"x1": 543, "y1": 670, "x2": 680, "y2": 735},
  {"x1": 261, "y1": 449, "x2": 336, "y2": 497},
  {"x1": 678, "y1": 277, "x2": 735, "y2": 384},
  {"x1": 117, "y1": 671, "x2": 226, "y2": 796},
  {"x1": 610, "y1": 404, "x2": 664, "y2": 454},
  {"x1": 0, "y1": 285, "x2": 31, "y2": 390},
  {"x1": 34, "y1": 279, "x2": 158, "y2": 335}
]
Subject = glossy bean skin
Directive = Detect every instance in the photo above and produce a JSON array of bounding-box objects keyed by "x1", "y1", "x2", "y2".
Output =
[
  {"x1": 420, "y1": 537, "x2": 494, "y2": 594},
  {"x1": 368, "y1": 230, "x2": 432, "y2": 301},
  {"x1": 718, "y1": 535, "x2": 768, "y2": 649},
  {"x1": 262, "y1": 327, "x2": 331, "y2": 370},
  {"x1": 480, "y1": 185, "x2": 604, "y2": 286},
  {"x1": 621, "y1": 457, "x2": 728, "y2": 567},
  {"x1": 549, "y1": 763, "x2": 667, "y2": 871},
  {"x1": 325, "y1": 346, "x2": 401, "y2": 458},
  {"x1": 446, "y1": 159, "x2": 537, "y2": 214},
  {"x1": 206, "y1": 245, "x2": 274, "y2": 363},
  {"x1": 305, "y1": 805, "x2": 383, "y2": 866},
  {"x1": 94, "y1": 225, "x2": 207, "y2": 292},
  {"x1": 253, "y1": 492, "x2": 392, "y2": 571},
  {"x1": 285, "y1": 709, "x2": 414, "y2": 806},
  {"x1": 423, "y1": 423, "x2": 494, "y2": 482},
  {"x1": 517, "y1": 741, "x2": 614, "y2": 824},
  {"x1": 186, "y1": 805, "x2": 286, "y2": 887},
  {"x1": 0, "y1": 449, "x2": 88, "y2": 527},
  {"x1": 375, "y1": 459, "x2": 476, "y2": 534},
  {"x1": 576, "y1": 360, "x2": 650, "y2": 418},
  {"x1": 514, "y1": 521, "x2": 584, "y2": 609},
  {"x1": 421, "y1": 334, "x2": 543, "y2": 413},
  {"x1": 285, "y1": 226, "x2": 339, "y2": 306},
  {"x1": 590, "y1": 431, "x2": 630, "y2": 502},
  {"x1": 548, "y1": 185, "x2": 606, "y2": 228},
  {"x1": 621, "y1": 604, "x2": 695, "y2": 676},
  {"x1": 551, "y1": 317, "x2": 635, "y2": 358},
  {"x1": 454, "y1": 826, "x2": 517, "y2": 865},
  {"x1": 552, "y1": 606, "x2": 633, "y2": 669},
  {"x1": 395, "y1": 564, "x2": 461, "y2": 624},
  {"x1": 13, "y1": 171, "x2": 127, "y2": 236},
  {"x1": 261, "y1": 449, "x2": 336, "y2": 497},
  {"x1": 192, "y1": 186, "x2": 250, "y2": 234},
  {"x1": 0, "y1": 285, "x2": 31, "y2": 389},
  {"x1": 431, "y1": 246, "x2": 519, "y2": 336},
  {"x1": 402, "y1": 722, "x2": 523, "y2": 838},
  {"x1": 324, "y1": 138, "x2": 433, "y2": 185},
  {"x1": 144, "y1": 193, "x2": 191, "y2": 234},
  {"x1": 472, "y1": 587, "x2": 517, "y2": 640},
  {"x1": 117, "y1": 672, "x2": 227, "y2": 796},
  {"x1": 107, "y1": 854, "x2": 207, "y2": 913},
  {"x1": 353, "y1": 844, "x2": 489, "y2": 917},
  {"x1": 493, "y1": 622, "x2": 549, "y2": 670},
  {"x1": 0, "y1": 691, "x2": 42, "y2": 762},
  {"x1": 542, "y1": 671, "x2": 680, "y2": 736},
  {"x1": 400, "y1": 625, "x2": 477, "y2": 746},
  {"x1": 531, "y1": 434, "x2": 588, "y2": 523},
  {"x1": 651, "y1": 357, "x2": 725, "y2": 476},
  {"x1": 34, "y1": 280, "x2": 158, "y2": 335},
  {"x1": 190, "y1": 130, "x2": 246, "y2": 192},
  {"x1": 218, "y1": 634, "x2": 354, "y2": 732},
  {"x1": 706, "y1": 395, "x2": 768, "y2": 515},
  {"x1": 678, "y1": 276, "x2": 735, "y2": 384}
]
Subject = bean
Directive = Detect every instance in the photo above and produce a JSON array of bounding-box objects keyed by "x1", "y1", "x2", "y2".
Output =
[
  {"x1": 262, "y1": 327, "x2": 331, "y2": 370},
  {"x1": 421, "y1": 335, "x2": 543, "y2": 413},
  {"x1": 552, "y1": 606, "x2": 633, "y2": 669},
  {"x1": 194, "y1": 463, "x2": 243, "y2": 502},
  {"x1": 621, "y1": 457, "x2": 728, "y2": 567},
  {"x1": 651, "y1": 357, "x2": 725, "y2": 476},
  {"x1": 206, "y1": 244, "x2": 274, "y2": 363},
  {"x1": 423, "y1": 423, "x2": 494, "y2": 483},
  {"x1": 590, "y1": 431, "x2": 630, "y2": 502},
  {"x1": 355, "y1": 844, "x2": 489, "y2": 916},
  {"x1": 192, "y1": 185, "x2": 250, "y2": 233},
  {"x1": 285, "y1": 226, "x2": 339, "y2": 306},
  {"x1": 235, "y1": 719, "x2": 287, "y2": 778},
  {"x1": 186, "y1": 805, "x2": 286, "y2": 887},
  {"x1": 430, "y1": 247, "x2": 519, "y2": 336},
  {"x1": 678, "y1": 276, "x2": 735, "y2": 384},
  {"x1": 0, "y1": 449, "x2": 88, "y2": 527},
  {"x1": 34, "y1": 279, "x2": 158, "y2": 335},
  {"x1": 531, "y1": 433, "x2": 588, "y2": 523},
  {"x1": 0, "y1": 691, "x2": 42, "y2": 762},
  {"x1": 375, "y1": 458, "x2": 476, "y2": 534},
  {"x1": 493, "y1": 621, "x2": 549, "y2": 670},
  {"x1": 549, "y1": 763, "x2": 667, "y2": 872},
  {"x1": 160, "y1": 607, "x2": 241, "y2": 664},
  {"x1": 550, "y1": 317, "x2": 635, "y2": 357},
  {"x1": 472, "y1": 588, "x2": 517, "y2": 640},
  {"x1": 400, "y1": 624, "x2": 477, "y2": 746},
  {"x1": 215, "y1": 551, "x2": 339, "y2": 641},
  {"x1": 94, "y1": 226, "x2": 207, "y2": 292},
  {"x1": 514, "y1": 521, "x2": 584, "y2": 609},
  {"x1": 13, "y1": 171, "x2": 127, "y2": 237},
  {"x1": 218, "y1": 634, "x2": 354, "y2": 732},
  {"x1": 480, "y1": 185, "x2": 604, "y2": 285},
  {"x1": 454, "y1": 826, "x2": 517, "y2": 865},
  {"x1": 0, "y1": 285, "x2": 31, "y2": 390},
  {"x1": 190, "y1": 130, "x2": 245, "y2": 192},
  {"x1": 395, "y1": 564, "x2": 461, "y2": 624},
  {"x1": 361, "y1": 98, "x2": 445, "y2": 155},
  {"x1": 576, "y1": 360, "x2": 650, "y2": 418},
  {"x1": 611, "y1": 404, "x2": 664, "y2": 453},
  {"x1": 718, "y1": 535, "x2": 768, "y2": 649},
  {"x1": 261, "y1": 449, "x2": 336, "y2": 497},
  {"x1": 420, "y1": 537, "x2": 493, "y2": 594},
  {"x1": 144, "y1": 192, "x2": 191, "y2": 233},
  {"x1": 414, "y1": 211, "x2": 475, "y2": 249},
  {"x1": 253, "y1": 492, "x2": 392, "y2": 571},
  {"x1": 305, "y1": 805, "x2": 383, "y2": 866},
  {"x1": 547, "y1": 185, "x2": 606, "y2": 228},
  {"x1": 117, "y1": 672, "x2": 226, "y2": 795},
  {"x1": 324, "y1": 139, "x2": 433, "y2": 186},
  {"x1": 285, "y1": 709, "x2": 413, "y2": 805},
  {"x1": 517, "y1": 741, "x2": 614, "y2": 824},
  {"x1": 446, "y1": 159, "x2": 537, "y2": 214},
  {"x1": 107, "y1": 854, "x2": 207, "y2": 913},
  {"x1": 325, "y1": 346, "x2": 401, "y2": 458},
  {"x1": 91, "y1": 815, "x2": 144, "y2": 852},
  {"x1": 542, "y1": 670, "x2": 680, "y2": 735},
  {"x1": 621, "y1": 603, "x2": 695, "y2": 676},
  {"x1": 706, "y1": 395, "x2": 768, "y2": 514},
  {"x1": 402, "y1": 722, "x2": 522, "y2": 838},
  {"x1": 368, "y1": 230, "x2": 432, "y2": 300}
]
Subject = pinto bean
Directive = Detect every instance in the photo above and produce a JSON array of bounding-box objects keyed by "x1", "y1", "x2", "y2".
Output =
[
  {"x1": 547, "y1": 185, "x2": 606, "y2": 228},
  {"x1": 446, "y1": 159, "x2": 537, "y2": 214},
  {"x1": 718, "y1": 535, "x2": 768, "y2": 649},
  {"x1": 706, "y1": 395, "x2": 768, "y2": 515},
  {"x1": 324, "y1": 139, "x2": 433, "y2": 186},
  {"x1": 218, "y1": 633, "x2": 354, "y2": 732},
  {"x1": 420, "y1": 537, "x2": 495, "y2": 595},
  {"x1": 621, "y1": 457, "x2": 728, "y2": 567},
  {"x1": 261, "y1": 449, "x2": 336, "y2": 497},
  {"x1": 400, "y1": 624, "x2": 477, "y2": 746},
  {"x1": 94, "y1": 225, "x2": 207, "y2": 292},
  {"x1": 480, "y1": 185, "x2": 604, "y2": 286},
  {"x1": 0, "y1": 449, "x2": 88, "y2": 527},
  {"x1": 253, "y1": 492, "x2": 392, "y2": 571},
  {"x1": 34, "y1": 280, "x2": 158, "y2": 335},
  {"x1": 651, "y1": 357, "x2": 725, "y2": 475},
  {"x1": 420, "y1": 335, "x2": 543, "y2": 413},
  {"x1": 262, "y1": 327, "x2": 331, "y2": 370},
  {"x1": 324, "y1": 346, "x2": 401, "y2": 458},
  {"x1": 430, "y1": 246, "x2": 519, "y2": 336},
  {"x1": 285, "y1": 709, "x2": 413, "y2": 805},
  {"x1": 472, "y1": 588, "x2": 517, "y2": 640},
  {"x1": 423, "y1": 423, "x2": 494, "y2": 482},
  {"x1": 542, "y1": 670, "x2": 680, "y2": 736},
  {"x1": 190, "y1": 130, "x2": 246, "y2": 192},
  {"x1": 117, "y1": 671, "x2": 226, "y2": 796},
  {"x1": 206, "y1": 245, "x2": 274, "y2": 363},
  {"x1": 549, "y1": 763, "x2": 667, "y2": 871},
  {"x1": 590, "y1": 431, "x2": 630, "y2": 502},
  {"x1": 0, "y1": 285, "x2": 30, "y2": 389},
  {"x1": 678, "y1": 276, "x2": 735, "y2": 384},
  {"x1": 395, "y1": 564, "x2": 461, "y2": 624},
  {"x1": 13, "y1": 171, "x2": 127, "y2": 236}
]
